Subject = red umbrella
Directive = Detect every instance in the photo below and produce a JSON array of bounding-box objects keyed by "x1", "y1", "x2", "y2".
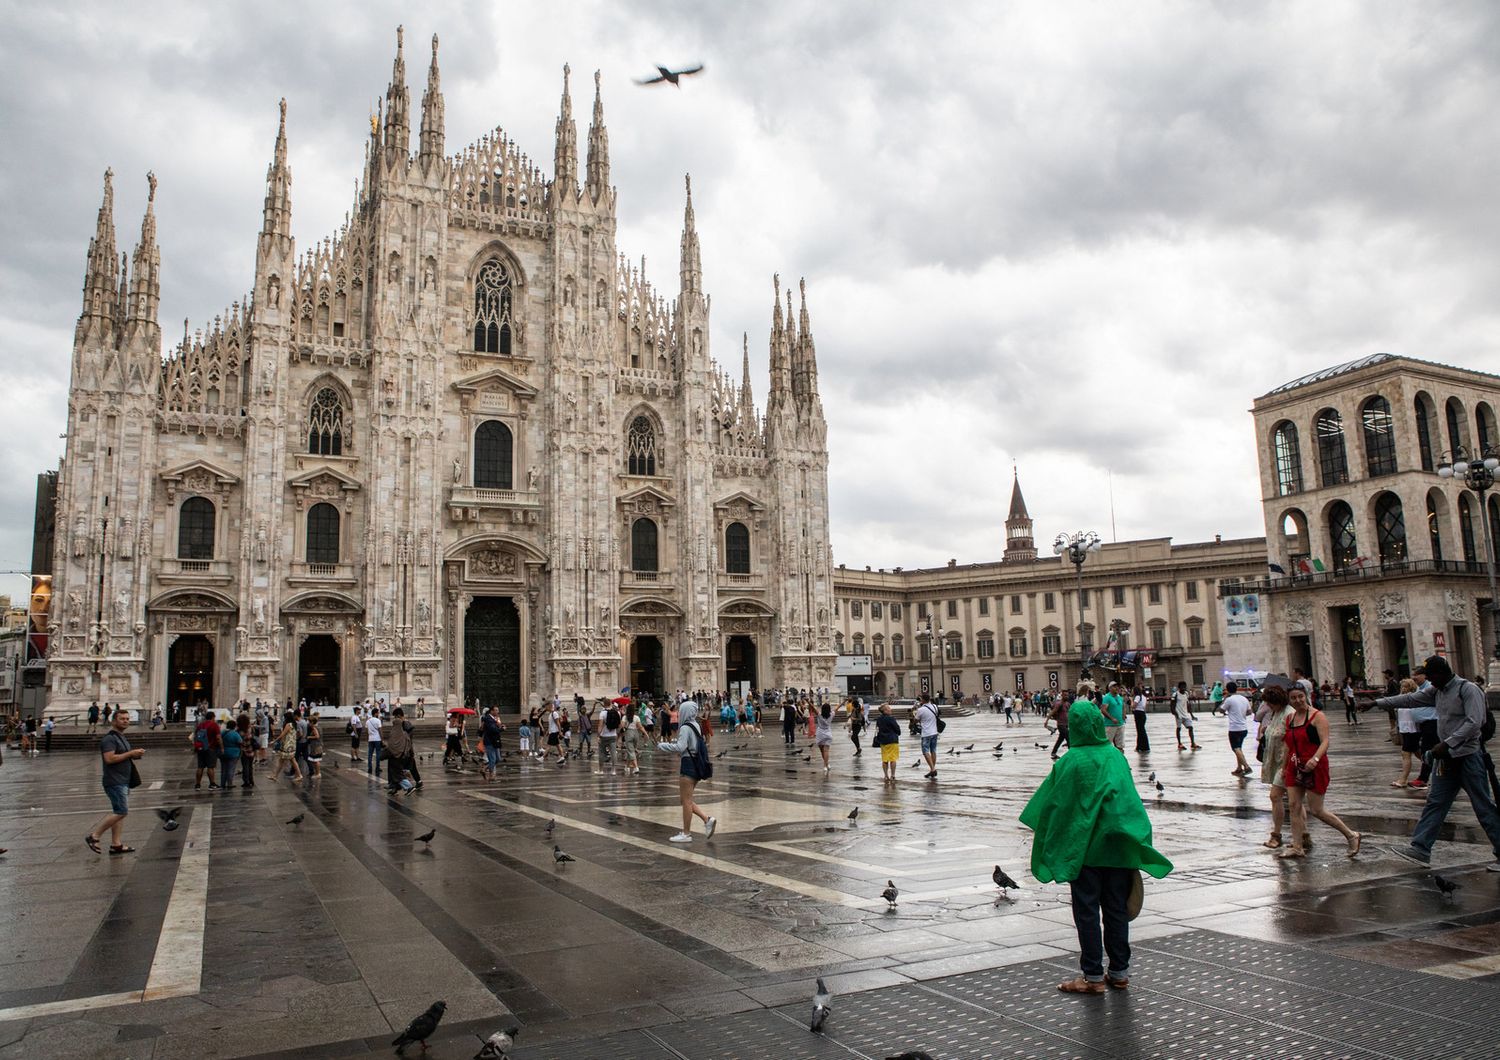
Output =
[
  {"x1": 611, "y1": 696, "x2": 632, "y2": 706},
  {"x1": 448, "y1": 707, "x2": 477, "y2": 715}
]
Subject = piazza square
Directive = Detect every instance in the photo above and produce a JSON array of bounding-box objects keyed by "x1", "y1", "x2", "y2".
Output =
[{"x1": 3, "y1": 5, "x2": 1500, "y2": 1059}]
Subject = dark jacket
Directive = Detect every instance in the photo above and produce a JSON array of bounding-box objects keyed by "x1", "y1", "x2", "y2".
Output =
[
  {"x1": 384, "y1": 718, "x2": 414, "y2": 759},
  {"x1": 873, "y1": 713, "x2": 901, "y2": 746}
]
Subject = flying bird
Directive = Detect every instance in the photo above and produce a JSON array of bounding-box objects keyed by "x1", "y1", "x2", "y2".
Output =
[
  {"x1": 847, "y1": 807, "x2": 859, "y2": 821},
  {"x1": 810, "y1": 976, "x2": 831, "y2": 1033},
  {"x1": 286, "y1": 813, "x2": 304, "y2": 826},
  {"x1": 415, "y1": 828, "x2": 436, "y2": 846},
  {"x1": 636, "y1": 63, "x2": 705, "y2": 87},
  {"x1": 993, "y1": 865, "x2": 1021, "y2": 901},
  {"x1": 155, "y1": 807, "x2": 183, "y2": 831},
  {"x1": 473, "y1": 1025, "x2": 520, "y2": 1059},
  {"x1": 1434, "y1": 875, "x2": 1459, "y2": 897},
  {"x1": 553, "y1": 844, "x2": 575, "y2": 864},
  {"x1": 392, "y1": 1000, "x2": 447, "y2": 1054},
  {"x1": 881, "y1": 880, "x2": 899, "y2": 907}
]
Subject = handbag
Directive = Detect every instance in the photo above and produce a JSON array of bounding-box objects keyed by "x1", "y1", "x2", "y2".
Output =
[
  {"x1": 1255, "y1": 734, "x2": 1266, "y2": 763},
  {"x1": 128, "y1": 761, "x2": 143, "y2": 788}
]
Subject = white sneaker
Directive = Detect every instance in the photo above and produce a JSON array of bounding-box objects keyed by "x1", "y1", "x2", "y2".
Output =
[
  {"x1": 669, "y1": 832, "x2": 693, "y2": 843},
  {"x1": 705, "y1": 816, "x2": 718, "y2": 839}
]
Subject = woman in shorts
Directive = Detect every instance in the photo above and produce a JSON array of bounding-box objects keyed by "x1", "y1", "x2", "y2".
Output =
[
  {"x1": 623, "y1": 703, "x2": 645, "y2": 776},
  {"x1": 1392, "y1": 677, "x2": 1420, "y2": 787},
  {"x1": 305, "y1": 713, "x2": 324, "y2": 780},
  {"x1": 657, "y1": 701, "x2": 716, "y2": 843},
  {"x1": 272, "y1": 712, "x2": 302, "y2": 784},
  {"x1": 873, "y1": 702, "x2": 901, "y2": 782}
]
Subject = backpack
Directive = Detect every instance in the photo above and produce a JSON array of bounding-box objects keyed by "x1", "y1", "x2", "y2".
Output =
[
  {"x1": 934, "y1": 706, "x2": 946, "y2": 733},
  {"x1": 606, "y1": 708, "x2": 621, "y2": 731},
  {"x1": 685, "y1": 722, "x2": 713, "y2": 779}
]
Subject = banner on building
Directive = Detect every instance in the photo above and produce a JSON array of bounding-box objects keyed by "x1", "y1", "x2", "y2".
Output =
[
  {"x1": 1048, "y1": 670, "x2": 1060, "y2": 690},
  {"x1": 919, "y1": 673, "x2": 930, "y2": 696},
  {"x1": 950, "y1": 673, "x2": 961, "y2": 694},
  {"x1": 1223, "y1": 593, "x2": 1262, "y2": 635},
  {"x1": 1014, "y1": 671, "x2": 1026, "y2": 690},
  {"x1": 981, "y1": 672, "x2": 993, "y2": 693}
]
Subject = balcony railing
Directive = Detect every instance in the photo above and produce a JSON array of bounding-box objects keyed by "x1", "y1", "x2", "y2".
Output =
[
  {"x1": 160, "y1": 558, "x2": 232, "y2": 580},
  {"x1": 289, "y1": 561, "x2": 357, "y2": 583},
  {"x1": 1225, "y1": 558, "x2": 1489, "y2": 596}
]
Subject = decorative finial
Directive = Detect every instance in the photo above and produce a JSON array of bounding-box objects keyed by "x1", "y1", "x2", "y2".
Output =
[
  {"x1": 684, "y1": 173, "x2": 692, "y2": 199},
  {"x1": 431, "y1": 33, "x2": 439, "y2": 58},
  {"x1": 146, "y1": 171, "x2": 157, "y2": 202},
  {"x1": 279, "y1": 97, "x2": 287, "y2": 123},
  {"x1": 396, "y1": 24, "x2": 404, "y2": 54},
  {"x1": 594, "y1": 69, "x2": 601, "y2": 89}
]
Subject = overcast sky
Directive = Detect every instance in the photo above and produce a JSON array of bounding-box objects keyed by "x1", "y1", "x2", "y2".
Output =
[{"x1": 3, "y1": 1, "x2": 1499, "y2": 593}]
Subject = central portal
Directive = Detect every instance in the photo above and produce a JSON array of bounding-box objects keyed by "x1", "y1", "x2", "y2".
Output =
[
  {"x1": 298, "y1": 634, "x2": 341, "y2": 705},
  {"x1": 725, "y1": 634, "x2": 757, "y2": 691},
  {"x1": 168, "y1": 634, "x2": 213, "y2": 712},
  {"x1": 630, "y1": 635, "x2": 664, "y2": 697},
  {"x1": 465, "y1": 596, "x2": 521, "y2": 710}
]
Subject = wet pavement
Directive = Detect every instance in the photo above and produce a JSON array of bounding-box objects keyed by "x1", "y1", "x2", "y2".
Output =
[{"x1": 1, "y1": 710, "x2": 1498, "y2": 1058}]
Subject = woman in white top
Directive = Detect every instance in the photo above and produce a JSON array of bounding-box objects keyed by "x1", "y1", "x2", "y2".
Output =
[
  {"x1": 1392, "y1": 677, "x2": 1420, "y2": 788},
  {"x1": 1172, "y1": 682, "x2": 1201, "y2": 751},
  {"x1": 815, "y1": 703, "x2": 834, "y2": 772}
]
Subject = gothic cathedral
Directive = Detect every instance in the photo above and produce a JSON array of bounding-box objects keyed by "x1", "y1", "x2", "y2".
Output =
[{"x1": 47, "y1": 29, "x2": 835, "y2": 714}]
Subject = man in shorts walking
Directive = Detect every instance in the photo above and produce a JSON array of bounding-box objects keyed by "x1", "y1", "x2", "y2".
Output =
[
  {"x1": 915, "y1": 694, "x2": 940, "y2": 780},
  {"x1": 86, "y1": 709, "x2": 144, "y2": 856},
  {"x1": 1223, "y1": 682, "x2": 1253, "y2": 777},
  {"x1": 1172, "y1": 682, "x2": 1201, "y2": 751}
]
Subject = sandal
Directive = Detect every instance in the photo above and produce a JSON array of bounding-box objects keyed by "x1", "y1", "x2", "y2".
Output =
[
  {"x1": 1263, "y1": 834, "x2": 1283, "y2": 849},
  {"x1": 84, "y1": 835, "x2": 101, "y2": 854},
  {"x1": 108, "y1": 845, "x2": 136, "y2": 855},
  {"x1": 1278, "y1": 847, "x2": 1306, "y2": 859},
  {"x1": 1347, "y1": 832, "x2": 1362, "y2": 858},
  {"x1": 1390, "y1": 780, "x2": 1408, "y2": 788}
]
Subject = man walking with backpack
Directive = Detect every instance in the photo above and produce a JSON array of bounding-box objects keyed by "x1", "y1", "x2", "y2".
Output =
[
  {"x1": 1375, "y1": 655, "x2": 1500, "y2": 870},
  {"x1": 191, "y1": 709, "x2": 222, "y2": 790},
  {"x1": 915, "y1": 694, "x2": 941, "y2": 780},
  {"x1": 596, "y1": 700, "x2": 621, "y2": 775}
]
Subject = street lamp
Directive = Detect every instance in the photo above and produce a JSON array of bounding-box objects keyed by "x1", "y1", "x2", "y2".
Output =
[
  {"x1": 1437, "y1": 446, "x2": 1500, "y2": 683},
  {"x1": 1054, "y1": 531, "x2": 1103, "y2": 680},
  {"x1": 924, "y1": 617, "x2": 945, "y2": 701}
]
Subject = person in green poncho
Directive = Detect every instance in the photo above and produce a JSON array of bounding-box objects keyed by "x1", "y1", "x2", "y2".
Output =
[{"x1": 1020, "y1": 684, "x2": 1173, "y2": 994}]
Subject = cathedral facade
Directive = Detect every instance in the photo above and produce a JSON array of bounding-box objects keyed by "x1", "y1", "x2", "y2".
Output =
[{"x1": 47, "y1": 29, "x2": 835, "y2": 714}]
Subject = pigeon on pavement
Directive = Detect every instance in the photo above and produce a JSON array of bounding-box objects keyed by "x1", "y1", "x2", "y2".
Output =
[
  {"x1": 810, "y1": 976, "x2": 831, "y2": 1033},
  {"x1": 1155, "y1": 781, "x2": 1165, "y2": 797},
  {"x1": 885, "y1": 1051, "x2": 936, "y2": 1060},
  {"x1": 881, "y1": 880, "x2": 899, "y2": 907},
  {"x1": 964, "y1": 743, "x2": 974, "y2": 751},
  {"x1": 553, "y1": 844, "x2": 576, "y2": 864},
  {"x1": 909, "y1": 761, "x2": 922, "y2": 769},
  {"x1": 543, "y1": 818, "x2": 555, "y2": 835},
  {"x1": 993, "y1": 742, "x2": 1004, "y2": 750},
  {"x1": 1434, "y1": 875, "x2": 1459, "y2": 896},
  {"x1": 473, "y1": 1025, "x2": 520, "y2": 1059},
  {"x1": 155, "y1": 807, "x2": 183, "y2": 831},
  {"x1": 392, "y1": 1000, "x2": 447, "y2": 1054},
  {"x1": 415, "y1": 828, "x2": 436, "y2": 846},
  {"x1": 848, "y1": 807, "x2": 859, "y2": 821},
  {"x1": 993, "y1": 865, "x2": 1021, "y2": 893},
  {"x1": 1148, "y1": 771, "x2": 1157, "y2": 782},
  {"x1": 715, "y1": 749, "x2": 727, "y2": 759},
  {"x1": 285, "y1": 814, "x2": 304, "y2": 826}
]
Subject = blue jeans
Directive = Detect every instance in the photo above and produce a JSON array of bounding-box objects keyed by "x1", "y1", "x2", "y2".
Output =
[
  {"x1": 367, "y1": 740, "x2": 382, "y2": 776},
  {"x1": 1410, "y1": 751, "x2": 1500, "y2": 860},
  {"x1": 485, "y1": 745, "x2": 500, "y2": 772},
  {"x1": 1070, "y1": 865, "x2": 1133, "y2": 981},
  {"x1": 920, "y1": 734, "x2": 938, "y2": 756}
]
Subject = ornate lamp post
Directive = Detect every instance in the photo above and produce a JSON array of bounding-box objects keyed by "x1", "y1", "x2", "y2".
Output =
[
  {"x1": 924, "y1": 617, "x2": 944, "y2": 701},
  {"x1": 1054, "y1": 531, "x2": 1103, "y2": 679},
  {"x1": 1437, "y1": 446, "x2": 1500, "y2": 684}
]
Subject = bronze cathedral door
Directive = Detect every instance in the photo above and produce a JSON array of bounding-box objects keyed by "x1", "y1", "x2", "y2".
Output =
[{"x1": 464, "y1": 597, "x2": 521, "y2": 710}]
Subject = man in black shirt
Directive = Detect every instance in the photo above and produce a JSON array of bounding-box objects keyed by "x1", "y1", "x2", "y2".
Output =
[{"x1": 86, "y1": 709, "x2": 144, "y2": 855}]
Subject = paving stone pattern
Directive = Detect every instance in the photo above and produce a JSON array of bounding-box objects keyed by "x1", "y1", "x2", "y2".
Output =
[{"x1": 1, "y1": 712, "x2": 1497, "y2": 1058}]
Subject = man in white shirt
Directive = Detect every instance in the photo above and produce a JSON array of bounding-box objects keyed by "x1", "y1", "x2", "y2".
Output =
[
  {"x1": 1223, "y1": 681, "x2": 1253, "y2": 777},
  {"x1": 915, "y1": 694, "x2": 941, "y2": 780},
  {"x1": 365, "y1": 710, "x2": 383, "y2": 777}
]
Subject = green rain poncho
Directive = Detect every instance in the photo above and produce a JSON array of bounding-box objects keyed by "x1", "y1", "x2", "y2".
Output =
[{"x1": 1019, "y1": 700, "x2": 1173, "y2": 884}]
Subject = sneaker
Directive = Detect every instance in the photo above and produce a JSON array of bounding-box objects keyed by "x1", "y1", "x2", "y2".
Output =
[
  {"x1": 1387, "y1": 844, "x2": 1430, "y2": 865},
  {"x1": 1408, "y1": 780, "x2": 1427, "y2": 789},
  {"x1": 1487, "y1": 861, "x2": 1500, "y2": 873},
  {"x1": 669, "y1": 832, "x2": 693, "y2": 843},
  {"x1": 705, "y1": 817, "x2": 718, "y2": 839}
]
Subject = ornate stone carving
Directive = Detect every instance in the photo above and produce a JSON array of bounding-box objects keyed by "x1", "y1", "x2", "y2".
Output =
[
  {"x1": 1284, "y1": 602, "x2": 1313, "y2": 633},
  {"x1": 1375, "y1": 591, "x2": 1407, "y2": 626},
  {"x1": 470, "y1": 549, "x2": 517, "y2": 578},
  {"x1": 1446, "y1": 589, "x2": 1469, "y2": 622}
]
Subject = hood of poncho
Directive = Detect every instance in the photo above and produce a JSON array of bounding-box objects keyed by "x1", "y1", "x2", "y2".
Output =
[{"x1": 1019, "y1": 701, "x2": 1173, "y2": 884}]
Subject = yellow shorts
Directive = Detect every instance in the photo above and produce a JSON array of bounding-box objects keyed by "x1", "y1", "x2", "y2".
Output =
[{"x1": 880, "y1": 742, "x2": 900, "y2": 764}]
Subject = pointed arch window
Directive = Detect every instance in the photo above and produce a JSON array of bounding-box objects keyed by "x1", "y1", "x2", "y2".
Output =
[
  {"x1": 308, "y1": 387, "x2": 345, "y2": 456},
  {"x1": 1361, "y1": 396, "x2": 1397, "y2": 477},
  {"x1": 1328, "y1": 501, "x2": 1358, "y2": 571},
  {"x1": 307, "y1": 503, "x2": 340, "y2": 565},
  {"x1": 1315, "y1": 409, "x2": 1349, "y2": 487},
  {"x1": 630, "y1": 518, "x2": 658, "y2": 572},
  {"x1": 473, "y1": 420, "x2": 514, "y2": 490},
  {"x1": 724, "y1": 521, "x2": 751, "y2": 574},
  {"x1": 472, "y1": 259, "x2": 514, "y2": 355},
  {"x1": 177, "y1": 497, "x2": 215, "y2": 560},
  {"x1": 1272, "y1": 421, "x2": 1302, "y2": 496},
  {"x1": 1373, "y1": 492, "x2": 1407, "y2": 566},
  {"x1": 627, "y1": 416, "x2": 658, "y2": 476}
]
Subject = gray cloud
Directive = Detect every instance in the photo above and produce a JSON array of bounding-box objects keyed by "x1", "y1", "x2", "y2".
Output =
[{"x1": 3, "y1": 0, "x2": 1499, "y2": 583}]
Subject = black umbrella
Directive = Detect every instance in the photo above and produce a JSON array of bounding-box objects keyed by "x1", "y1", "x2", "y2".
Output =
[{"x1": 1259, "y1": 673, "x2": 1296, "y2": 691}]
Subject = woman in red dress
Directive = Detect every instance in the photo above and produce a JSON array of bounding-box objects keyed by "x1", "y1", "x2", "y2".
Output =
[{"x1": 1280, "y1": 688, "x2": 1362, "y2": 859}]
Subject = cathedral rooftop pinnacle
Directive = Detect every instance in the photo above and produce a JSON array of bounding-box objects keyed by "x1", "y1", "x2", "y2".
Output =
[
  {"x1": 554, "y1": 64, "x2": 578, "y2": 198},
  {"x1": 419, "y1": 33, "x2": 445, "y2": 166},
  {"x1": 679, "y1": 173, "x2": 701, "y2": 294},
  {"x1": 585, "y1": 68, "x2": 610, "y2": 204}
]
